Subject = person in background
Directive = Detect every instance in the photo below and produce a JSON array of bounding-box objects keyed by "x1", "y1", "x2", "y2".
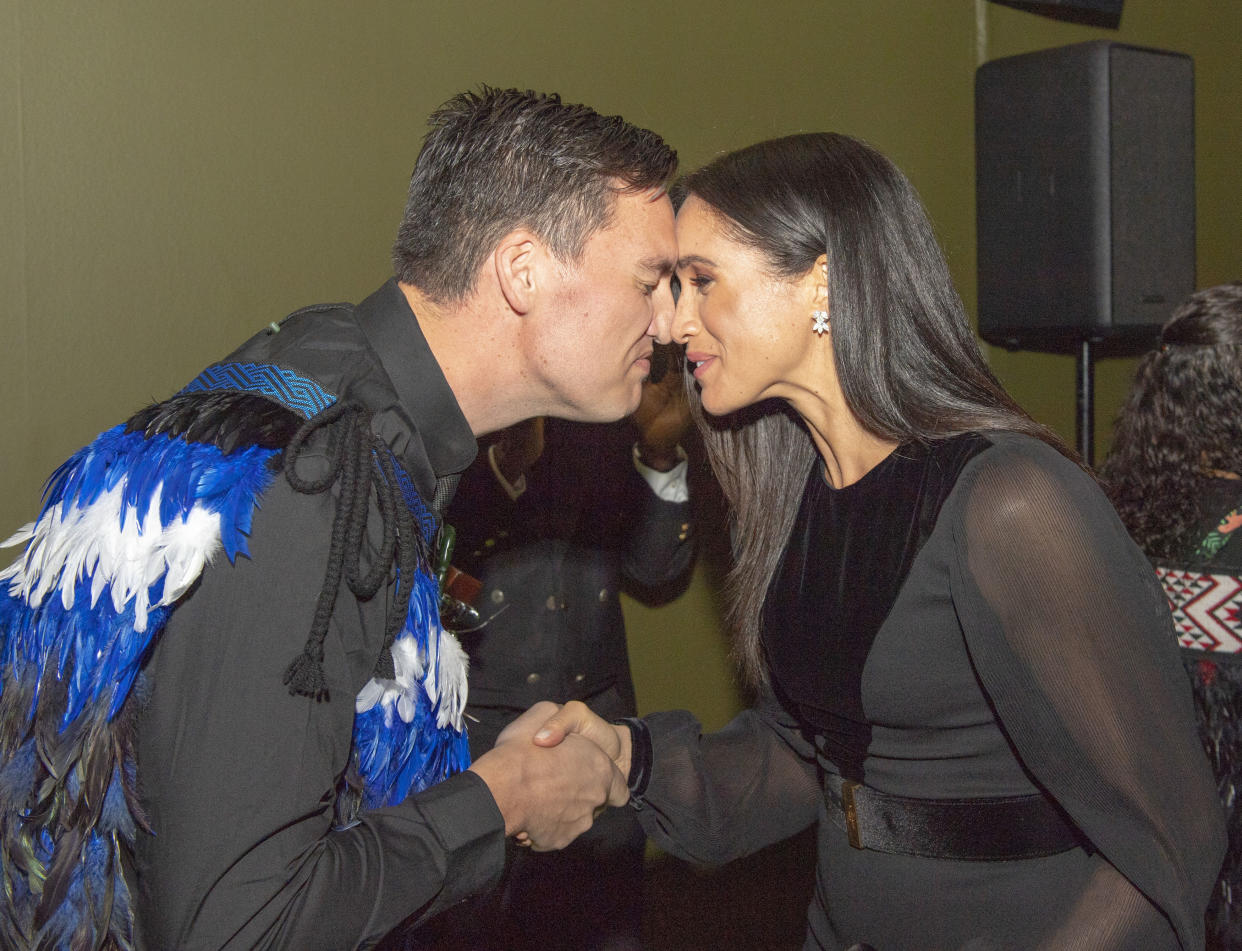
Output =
[
  {"x1": 535, "y1": 132, "x2": 1224, "y2": 950},
  {"x1": 1101, "y1": 280, "x2": 1242, "y2": 951},
  {"x1": 410, "y1": 354, "x2": 693, "y2": 951}
]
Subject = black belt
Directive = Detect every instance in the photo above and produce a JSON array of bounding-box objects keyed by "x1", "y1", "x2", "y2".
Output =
[{"x1": 822, "y1": 773, "x2": 1086, "y2": 861}]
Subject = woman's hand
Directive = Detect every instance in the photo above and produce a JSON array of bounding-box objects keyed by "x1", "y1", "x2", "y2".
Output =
[{"x1": 533, "y1": 700, "x2": 633, "y2": 788}]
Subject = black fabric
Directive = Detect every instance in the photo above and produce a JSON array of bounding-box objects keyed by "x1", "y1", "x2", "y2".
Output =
[
  {"x1": 215, "y1": 279, "x2": 476, "y2": 502},
  {"x1": 1188, "y1": 477, "x2": 1242, "y2": 570},
  {"x1": 821, "y1": 773, "x2": 1084, "y2": 861},
  {"x1": 763, "y1": 437, "x2": 987, "y2": 781},
  {"x1": 400, "y1": 418, "x2": 692, "y2": 951},
  {"x1": 401, "y1": 685, "x2": 646, "y2": 951},
  {"x1": 131, "y1": 282, "x2": 504, "y2": 950},
  {"x1": 617, "y1": 716, "x2": 654, "y2": 802},
  {"x1": 635, "y1": 432, "x2": 1224, "y2": 950},
  {"x1": 448, "y1": 419, "x2": 693, "y2": 708}
]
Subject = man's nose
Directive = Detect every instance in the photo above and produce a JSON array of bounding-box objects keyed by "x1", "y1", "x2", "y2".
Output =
[{"x1": 648, "y1": 282, "x2": 676, "y2": 345}]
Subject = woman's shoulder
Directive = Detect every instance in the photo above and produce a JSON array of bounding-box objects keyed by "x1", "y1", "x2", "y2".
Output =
[
  {"x1": 954, "y1": 430, "x2": 1082, "y2": 480},
  {"x1": 943, "y1": 430, "x2": 1100, "y2": 523}
]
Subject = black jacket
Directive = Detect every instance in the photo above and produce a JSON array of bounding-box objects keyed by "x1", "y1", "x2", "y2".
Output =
[{"x1": 449, "y1": 419, "x2": 693, "y2": 719}]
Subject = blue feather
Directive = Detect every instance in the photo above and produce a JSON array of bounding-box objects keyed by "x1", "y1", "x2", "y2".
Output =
[
  {"x1": 0, "y1": 421, "x2": 280, "y2": 948},
  {"x1": 351, "y1": 556, "x2": 470, "y2": 809}
]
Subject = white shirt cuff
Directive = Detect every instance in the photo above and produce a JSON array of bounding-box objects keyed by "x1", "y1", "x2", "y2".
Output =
[{"x1": 632, "y1": 444, "x2": 690, "y2": 503}]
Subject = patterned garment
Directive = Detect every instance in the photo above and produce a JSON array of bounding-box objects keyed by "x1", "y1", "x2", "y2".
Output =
[{"x1": 1159, "y1": 566, "x2": 1242, "y2": 653}]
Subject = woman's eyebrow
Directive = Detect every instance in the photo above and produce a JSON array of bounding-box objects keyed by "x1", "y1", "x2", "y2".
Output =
[{"x1": 676, "y1": 254, "x2": 717, "y2": 270}]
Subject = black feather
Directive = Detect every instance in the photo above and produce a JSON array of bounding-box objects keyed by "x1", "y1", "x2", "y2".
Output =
[{"x1": 124, "y1": 392, "x2": 301, "y2": 452}]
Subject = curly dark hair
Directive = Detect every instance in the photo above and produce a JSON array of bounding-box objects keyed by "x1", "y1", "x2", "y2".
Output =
[{"x1": 1101, "y1": 281, "x2": 1242, "y2": 559}]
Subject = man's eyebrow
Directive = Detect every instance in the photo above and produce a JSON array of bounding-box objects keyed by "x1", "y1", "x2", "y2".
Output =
[
  {"x1": 676, "y1": 254, "x2": 717, "y2": 270},
  {"x1": 641, "y1": 255, "x2": 677, "y2": 275}
]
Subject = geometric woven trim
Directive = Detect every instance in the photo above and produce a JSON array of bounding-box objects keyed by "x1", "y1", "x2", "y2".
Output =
[
  {"x1": 382, "y1": 447, "x2": 438, "y2": 543},
  {"x1": 180, "y1": 361, "x2": 337, "y2": 419},
  {"x1": 1157, "y1": 565, "x2": 1242, "y2": 653}
]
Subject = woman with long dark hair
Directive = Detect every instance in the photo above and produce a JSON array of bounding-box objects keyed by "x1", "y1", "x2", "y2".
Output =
[
  {"x1": 1101, "y1": 282, "x2": 1242, "y2": 950},
  {"x1": 536, "y1": 133, "x2": 1223, "y2": 949}
]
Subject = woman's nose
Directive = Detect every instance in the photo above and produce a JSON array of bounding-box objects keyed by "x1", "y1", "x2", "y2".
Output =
[{"x1": 671, "y1": 295, "x2": 699, "y2": 344}]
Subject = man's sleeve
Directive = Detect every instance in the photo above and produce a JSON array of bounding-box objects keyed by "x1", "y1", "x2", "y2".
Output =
[
  {"x1": 133, "y1": 474, "x2": 506, "y2": 950},
  {"x1": 622, "y1": 448, "x2": 694, "y2": 590}
]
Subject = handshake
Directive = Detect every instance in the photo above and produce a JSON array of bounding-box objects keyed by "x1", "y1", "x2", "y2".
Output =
[{"x1": 467, "y1": 701, "x2": 635, "y2": 851}]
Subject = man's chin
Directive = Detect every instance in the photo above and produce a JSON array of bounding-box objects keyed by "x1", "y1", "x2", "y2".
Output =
[{"x1": 565, "y1": 385, "x2": 642, "y2": 424}]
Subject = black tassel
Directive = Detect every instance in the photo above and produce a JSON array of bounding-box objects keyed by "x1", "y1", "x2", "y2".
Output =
[
  {"x1": 371, "y1": 648, "x2": 395, "y2": 682},
  {"x1": 282, "y1": 400, "x2": 434, "y2": 704},
  {"x1": 282, "y1": 651, "x2": 330, "y2": 703}
]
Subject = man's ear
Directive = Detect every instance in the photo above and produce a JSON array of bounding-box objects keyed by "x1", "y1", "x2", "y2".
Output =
[{"x1": 493, "y1": 230, "x2": 541, "y2": 315}]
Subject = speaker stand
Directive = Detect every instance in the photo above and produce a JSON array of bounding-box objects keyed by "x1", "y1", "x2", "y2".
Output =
[{"x1": 1077, "y1": 339, "x2": 1095, "y2": 466}]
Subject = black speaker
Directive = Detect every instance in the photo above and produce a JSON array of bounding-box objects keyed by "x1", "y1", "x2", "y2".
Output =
[
  {"x1": 987, "y1": 0, "x2": 1123, "y2": 29},
  {"x1": 975, "y1": 41, "x2": 1195, "y2": 354}
]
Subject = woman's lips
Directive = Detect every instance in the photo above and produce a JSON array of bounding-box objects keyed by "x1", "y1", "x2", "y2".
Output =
[{"x1": 685, "y1": 352, "x2": 715, "y2": 378}]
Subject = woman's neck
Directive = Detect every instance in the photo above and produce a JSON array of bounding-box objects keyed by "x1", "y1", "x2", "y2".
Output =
[{"x1": 797, "y1": 408, "x2": 899, "y2": 488}]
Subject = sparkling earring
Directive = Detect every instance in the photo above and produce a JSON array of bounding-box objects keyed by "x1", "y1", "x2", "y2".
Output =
[{"x1": 811, "y1": 310, "x2": 830, "y2": 336}]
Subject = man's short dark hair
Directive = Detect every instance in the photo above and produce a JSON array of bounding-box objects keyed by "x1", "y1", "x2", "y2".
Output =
[{"x1": 392, "y1": 87, "x2": 677, "y2": 304}]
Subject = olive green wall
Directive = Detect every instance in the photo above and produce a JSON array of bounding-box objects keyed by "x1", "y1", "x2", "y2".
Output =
[{"x1": 2, "y1": 2, "x2": 1238, "y2": 729}]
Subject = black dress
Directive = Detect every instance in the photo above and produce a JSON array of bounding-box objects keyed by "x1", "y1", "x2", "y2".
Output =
[{"x1": 635, "y1": 433, "x2": 1224, "y2": 950}]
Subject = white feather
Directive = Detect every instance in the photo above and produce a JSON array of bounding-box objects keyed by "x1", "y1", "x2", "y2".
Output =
[
  {"x1": 391, "y1": 634, "x2": 423, "y2": 686},
  {"x1": 432, "y1": 630, "x2": 469, "y2": 730},
  {"x1": 161, "y1": 507, "x2": 223, "y2": 603},
  {"x1": 354, "y1": 678, "x2": 387, "y2": 714},
  {"x1": 2, "y1": 479, "x2": 222, "y2": 631}
]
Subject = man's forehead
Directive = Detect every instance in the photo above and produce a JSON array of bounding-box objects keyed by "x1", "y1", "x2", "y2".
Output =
[{"x1": 611, "y1": 190, "x2": 676, "y2": 259}]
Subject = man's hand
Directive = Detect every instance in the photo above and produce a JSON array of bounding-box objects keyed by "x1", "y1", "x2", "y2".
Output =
[
  {"x1": 468, "y1": 702, "x2": 627, "y2": 851},
  {"x1": 532, "y1": 700, "x2": 632, "y2": 784},
  {"x1": 633, "y1": 363, "x2": 691, "y2": 472}
]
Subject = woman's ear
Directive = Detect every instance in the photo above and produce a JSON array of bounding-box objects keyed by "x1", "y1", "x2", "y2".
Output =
[
  {"x1": 493, "y1": 230, "x2": 540, "y2": 315},
  {"x1": 812, "y1": 253, "x2": 829, "y2": 314}
]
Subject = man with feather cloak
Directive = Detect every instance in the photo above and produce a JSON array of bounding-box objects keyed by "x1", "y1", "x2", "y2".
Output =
[{"x1": 0, "y1": 87, "x2": 680, "y2": 950}]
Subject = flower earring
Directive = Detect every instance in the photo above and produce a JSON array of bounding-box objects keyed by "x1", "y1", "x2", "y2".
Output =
[{"x1": 811, "y1": 310, "x2": 830, "y2": 336}]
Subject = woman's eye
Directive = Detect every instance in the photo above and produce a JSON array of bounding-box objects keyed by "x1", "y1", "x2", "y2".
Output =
[{"x1": 690, "y1": 276, "x2": 713, "y2": 290}]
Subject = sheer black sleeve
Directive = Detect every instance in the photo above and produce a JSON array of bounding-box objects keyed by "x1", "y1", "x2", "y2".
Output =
[
  {"x1": 635, "y1": 686, "x2": 823, "y2": 866},
  {"x1": 950, "y1": 435, "x2": 1225, "y2": 950}
]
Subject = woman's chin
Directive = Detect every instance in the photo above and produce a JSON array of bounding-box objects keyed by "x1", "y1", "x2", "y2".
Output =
[{"x1": 699, "y1": 390, "x2": 744, "y2": 418}]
